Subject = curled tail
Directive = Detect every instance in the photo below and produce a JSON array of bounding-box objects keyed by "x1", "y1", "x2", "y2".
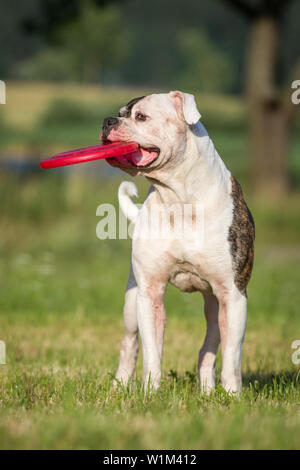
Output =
[{"x1": 118, "y1": 181, "x2": 139, "y2": 224}]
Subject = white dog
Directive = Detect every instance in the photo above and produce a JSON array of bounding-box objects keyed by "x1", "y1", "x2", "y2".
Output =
[{"x1": 101, "y1": 91, "x2": 255, "y2": 393}]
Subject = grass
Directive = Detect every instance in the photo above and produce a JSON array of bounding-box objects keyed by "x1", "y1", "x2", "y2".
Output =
[
  {"x1": 0, "y1": 171, "x2": 300, "y2": 449},
  {"x1": 0, "y1": 81, "x2": 299, "y2": 449}
]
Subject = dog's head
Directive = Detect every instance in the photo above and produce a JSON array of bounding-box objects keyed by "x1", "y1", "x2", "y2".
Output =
[{"x1": 101, "y1": 91, "x2": 201, "y2": 176}]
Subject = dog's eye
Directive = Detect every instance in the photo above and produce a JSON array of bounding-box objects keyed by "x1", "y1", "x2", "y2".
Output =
[{"x1": 135, "y1": 112, "x2": 147, "y2": 122}]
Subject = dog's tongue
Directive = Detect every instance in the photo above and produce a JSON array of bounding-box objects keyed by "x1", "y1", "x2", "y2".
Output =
[
  {"x1": 129, "y1": 147, "x2": 158, "y2": 166},
  {"x1": 100, "y1": 133, "x2": 158, "y2": 167},
  {"x1": 108, "y1": 146, "x2": 158, "y2": 167}
]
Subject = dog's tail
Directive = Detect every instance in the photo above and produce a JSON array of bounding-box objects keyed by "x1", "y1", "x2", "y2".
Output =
[{"x1": 118, "y1": 181, "x2": 139, "y2": 224}]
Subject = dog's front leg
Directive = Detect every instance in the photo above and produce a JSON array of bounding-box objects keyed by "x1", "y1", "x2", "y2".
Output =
[
  {"x1": 136, "y1": 287, "x2": 166, "y2": 390},
  {"x1": 115, "y1": 266, "x2": 139, "y2": 386}
]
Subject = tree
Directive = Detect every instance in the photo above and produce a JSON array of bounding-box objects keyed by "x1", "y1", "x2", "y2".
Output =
[
  {"x1": 19, "y1": 2, "x2": 129, "y2": 83},
  {"x1": 222, "y1": 0, "x2": 300, "y2": 198},
  {"x1": 56, "y1": 3, "x2": 128, "y2": 83},
  {"x1": 177, "y1": 29, "x2": 233, "y2": 93}
]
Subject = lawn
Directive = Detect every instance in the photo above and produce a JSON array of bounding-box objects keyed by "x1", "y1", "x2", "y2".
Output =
[
  {"x1": 0, "y1": 82, "x2": 299, "y2": 449},
  {"x1": 0, "y1": 170, "x2": 299, "y2": 450}
]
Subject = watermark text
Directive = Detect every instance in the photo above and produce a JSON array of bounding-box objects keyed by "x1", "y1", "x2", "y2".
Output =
[
  {"x1": 0, "y1": 80, "x2": 6, "y2": 104},
  {"x1": 291, "y1": 80, "x2": 300, "y2": 105},
  {"x1": 0, "y1": 341, "x2": 6, "y2": 364},
  {"x1": 96, "y1": 203, "x2": 204, "y2": 250},
  {"x1": 291, "y1": 340, "x2": 300, "y2": 365}
]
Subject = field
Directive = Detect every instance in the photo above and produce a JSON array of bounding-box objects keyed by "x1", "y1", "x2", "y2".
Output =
[{"x1": 0, "y1": 83, "x2": 300, "y2": 449}]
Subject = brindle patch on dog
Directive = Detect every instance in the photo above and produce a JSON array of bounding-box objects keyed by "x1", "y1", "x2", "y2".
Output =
[
  {"x1": 228, "y1": 175, "x2": 255, "y2": 296},
  {"x1": 118, "y1": 96, "x2": 145, "y2": 118}
]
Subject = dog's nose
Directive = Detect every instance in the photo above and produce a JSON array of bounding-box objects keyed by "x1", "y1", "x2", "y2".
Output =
[
  {"x1": 102, "y1": 116, "x2": 120, "y2": 141},
  {"x1": 103, "y1": 117, "x2": 119, "y2": 129}
]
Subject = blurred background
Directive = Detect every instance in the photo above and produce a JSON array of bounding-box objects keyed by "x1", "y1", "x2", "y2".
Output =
[
  {"x1": 1, "y1": 0, "x2": 300, "y2": 193},
  {"x1": 0, "y1": 0, "x2": 300, "y2": 449}
]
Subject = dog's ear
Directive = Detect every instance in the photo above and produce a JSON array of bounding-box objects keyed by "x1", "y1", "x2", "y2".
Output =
[{"x1": 169, "y1": 91, "x2": 201, "y2": 125}]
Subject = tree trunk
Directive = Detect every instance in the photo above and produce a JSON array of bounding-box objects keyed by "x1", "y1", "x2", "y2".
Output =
[{"x1": 245, "y1": 16, "x2": 289, "y2": 198}]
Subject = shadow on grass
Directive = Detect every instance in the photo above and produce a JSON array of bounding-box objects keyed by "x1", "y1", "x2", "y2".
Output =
[
  {"x1": 167, "y1": 368, "x2": 299, "y2": 386},
  {"x1": 243, "y1": 369, "x2": 299, "y2": 390},
  {"x1": 163, "y1": 368, "x2": 300, "y2": 399}
]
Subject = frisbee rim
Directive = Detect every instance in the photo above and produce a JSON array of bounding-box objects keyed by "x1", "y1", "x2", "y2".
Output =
[{"x1": 40, "y1": 141, "x2": 139, "y2": 169}]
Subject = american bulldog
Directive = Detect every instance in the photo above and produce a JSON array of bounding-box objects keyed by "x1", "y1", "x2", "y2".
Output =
[{"x1": 101, "y1": 91, "x2": 255, "y2": 393}]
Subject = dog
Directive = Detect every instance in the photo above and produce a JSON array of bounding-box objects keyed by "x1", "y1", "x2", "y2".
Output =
[{"x1": 101, "y1": 91, "x2": 255, "y2": 393}]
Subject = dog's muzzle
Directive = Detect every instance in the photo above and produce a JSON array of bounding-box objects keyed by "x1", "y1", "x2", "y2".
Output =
[
  {"x1": 101, "y1": 116, "x2": 160, "y2": 168},
  {"x1": 102, "y1": 117, "x2": 120, "y2": 142}
]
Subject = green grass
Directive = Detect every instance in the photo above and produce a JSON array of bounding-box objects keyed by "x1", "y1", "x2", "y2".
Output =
[
  {"x1": 0, "y1": 173, "x2": 299, "y2": 449},
  {"x1": 0, "y1": 81, "x2": 299, "y2": 449}
]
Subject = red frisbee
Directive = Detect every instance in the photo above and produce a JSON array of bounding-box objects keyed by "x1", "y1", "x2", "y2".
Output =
[{"x1": 40, "y1": 141, "x2": 139, "y2": 169}]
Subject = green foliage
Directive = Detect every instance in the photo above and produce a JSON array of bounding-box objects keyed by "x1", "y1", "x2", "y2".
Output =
[
  {"x1": 40, "y1": 99, "x2": 109, "y2": 127},
  {"x1": 31, "y1": 97, "x2": 120, "y2": 148},
  {"x1": 176, "y1": 29, "x2": 233, "y2": 93},
  {"x1": 2, "y1": 0, "x2": 300, "y2": 92},
  {"x1": 14, "y1": 2, "x2": 236, "y2": 92},
  {"x1": 18, "y1": 48, "x2": 80, "y2": 82},
  {"x1": 58, "y1": 3, "x2": 129, "y2": 82},
  {"x1": 19, "y1": 3, "x2": 130, "y2": 83}
]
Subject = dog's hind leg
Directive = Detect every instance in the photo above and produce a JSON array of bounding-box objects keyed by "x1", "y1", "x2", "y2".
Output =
[
  {"x1": 115, "y1": 265, "x2": 139, "y2": 386},
  {"x1": 198, "y1": 294, "x2": 220, "y2": 393},
  {"x1": 218, "y1": 287, "x2": 247, "y2": 394}
]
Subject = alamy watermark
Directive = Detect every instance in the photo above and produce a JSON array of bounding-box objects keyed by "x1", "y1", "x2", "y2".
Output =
[
  {"x1": 291, "y1": 80, "x2": 300, "y2": 105},
  {"x1": 291, "y1": 340, "x2": 300, "y2": 365},
  {"x1": 0, "y1": 80, "x2": 6, "y2": 104},
  {"x1": 0, "y1": 340, "x2": 6, "y2": 364},
  {"x1": 96, "y1": 203, "x2": 204, "y2": 249}
]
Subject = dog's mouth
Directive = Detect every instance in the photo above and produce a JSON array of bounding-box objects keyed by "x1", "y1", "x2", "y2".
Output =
[
  {"x1": 102, "y1": 137, "x2": 160, "y2": 168},
  {"x1": 130, "y1": 145, "x2": 160, "y2": 167}
]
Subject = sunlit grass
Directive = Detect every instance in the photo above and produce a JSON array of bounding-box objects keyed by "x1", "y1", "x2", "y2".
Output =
[
  {"x1": 0, "y1": 83, "x2": 299, "y2": 449},
  {"x1": 0, "y1": 174, "x2": 299, "y2": 449}
]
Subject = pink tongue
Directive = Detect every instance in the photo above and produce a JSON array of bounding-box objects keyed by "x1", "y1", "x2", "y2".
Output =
[
  {"x1": 112, "y1": 147, "x2": 157, "y2": 167},
  {"x1": 129, "y1": 148, "x2": 157, "y2": 166}
]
